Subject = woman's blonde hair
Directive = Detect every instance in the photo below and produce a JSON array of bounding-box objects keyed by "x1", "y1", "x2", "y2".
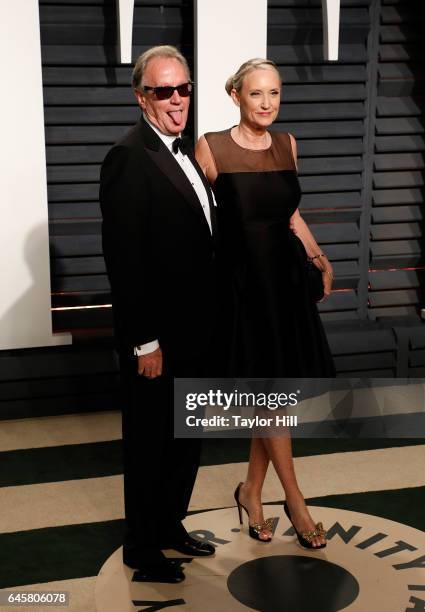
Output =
[
  {"x1": 225, "y1": 58, "x2": 281, "y2": 95},
  {"x1": 132, "y1": 45, "x2": 190, "y2": 90}
]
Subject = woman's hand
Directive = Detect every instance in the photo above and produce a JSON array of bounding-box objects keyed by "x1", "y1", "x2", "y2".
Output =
[
  {"x1": 290, "y1": 209, "x2": 334, "y2": 303},
  {"x1": 315, "y1": 259, "x2": 333, "y2": 302},
  {"x1": 320, "y1": 269, "x2": 333, "y2": 302}
]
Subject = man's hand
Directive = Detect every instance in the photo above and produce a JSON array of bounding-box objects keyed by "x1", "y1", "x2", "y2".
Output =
[{"x1": 138, "y1": 347, "x2": 163, "y2": 379}]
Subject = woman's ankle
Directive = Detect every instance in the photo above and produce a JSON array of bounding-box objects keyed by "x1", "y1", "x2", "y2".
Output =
[
  {"x1": 241, "y1": 481, "x2": 262, "y2": 498},
  {"x1": 284, "y1": 487, "x2": 304, "y2": 504}
]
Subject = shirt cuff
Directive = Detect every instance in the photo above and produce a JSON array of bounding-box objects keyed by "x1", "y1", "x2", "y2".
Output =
[{"x1": 134, "y1": 340, "x2": 160, "y2": 356}]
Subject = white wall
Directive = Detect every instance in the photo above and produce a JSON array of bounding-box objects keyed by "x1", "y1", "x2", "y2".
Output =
[
  {"x1": 117, "y1": 0, "x2": 135, "y2": 64},
  {"x1": 0, "y1": 0, "x2": 70, "y2": 349},
  {"x1": 322, "y1": 0, "x2": 340, "y2": 61},
  {"x1": 194, "y1": 0, "x2": 268, "y2": 138}
]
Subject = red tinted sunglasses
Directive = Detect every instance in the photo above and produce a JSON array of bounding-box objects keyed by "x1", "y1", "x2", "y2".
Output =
[{"x1": 142, "y1": 82, "x2": 193, "y2": 100}]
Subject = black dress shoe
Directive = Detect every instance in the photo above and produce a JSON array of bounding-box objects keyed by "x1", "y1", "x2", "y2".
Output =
[
  {"x1": 160, "y1": 534, "x2": 215, "y2": 557},
  {"x1": 123, "y1": 550, "x2": 185, "y2": 583}
]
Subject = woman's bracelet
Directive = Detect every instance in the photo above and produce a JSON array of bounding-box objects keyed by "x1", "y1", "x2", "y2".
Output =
[
  {"x1": 307, "y1": 253, "x2": 332, "y2": 279},
  {"x1": 309, "y1": 253, "x2": 327, "y2": 261}
]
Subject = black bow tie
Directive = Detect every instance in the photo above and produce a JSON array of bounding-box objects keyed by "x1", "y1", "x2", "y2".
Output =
[{"x1": 172, "y1": 137, "x2": 190, "y2": 155}]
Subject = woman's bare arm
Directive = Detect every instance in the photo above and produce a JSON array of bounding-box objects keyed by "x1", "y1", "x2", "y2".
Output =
[
  {"x1": 288, "y1": 133, "x2": 333, "y2": 301},
  {"x1": 195, "y1": 135, "x2": 218, "y2": 184}
]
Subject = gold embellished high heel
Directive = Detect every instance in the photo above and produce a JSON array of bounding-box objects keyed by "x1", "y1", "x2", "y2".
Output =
[
  {"x1": 283, "y1": 500, "x2": 327, "y2": 549},
  {"x1": 234, "y1": 482, "x2": 273, "y2": 542}
]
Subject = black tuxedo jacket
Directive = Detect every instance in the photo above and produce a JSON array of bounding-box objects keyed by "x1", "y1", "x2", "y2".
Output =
[{"x1": 100, "y1": 117, "x2": 218, "y2": 375}]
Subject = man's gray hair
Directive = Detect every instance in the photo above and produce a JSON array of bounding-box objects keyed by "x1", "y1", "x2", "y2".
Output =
[{"x1": 132, "y1": 45, "x2": 191, "y2": 90}]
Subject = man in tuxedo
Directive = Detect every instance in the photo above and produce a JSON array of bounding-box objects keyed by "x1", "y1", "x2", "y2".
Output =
[{"x1": 100, "y1": 46, "x2": 217, "y2": 583}]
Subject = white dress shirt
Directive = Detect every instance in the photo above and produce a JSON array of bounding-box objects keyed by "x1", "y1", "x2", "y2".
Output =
[{"x1": 135, "y1": 115, "x2": 215, "y2": 357}]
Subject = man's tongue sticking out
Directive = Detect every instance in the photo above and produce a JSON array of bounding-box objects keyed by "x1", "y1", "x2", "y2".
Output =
[{"x1": 168, "y1": 110, "x2": 182, "y2": 126}]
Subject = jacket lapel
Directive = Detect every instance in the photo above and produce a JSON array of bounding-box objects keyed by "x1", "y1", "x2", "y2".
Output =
[
  {"x1": 139, "y1": 119, "x2": 211, "y2": 232},
  {"x1": 187, "y1": 149, "x2": 218, "y2": 241}
]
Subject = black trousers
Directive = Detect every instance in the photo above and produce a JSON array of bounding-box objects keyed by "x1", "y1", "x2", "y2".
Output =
[{"x1": 119, "y1": 354, "x2": 202, "y2": 559}]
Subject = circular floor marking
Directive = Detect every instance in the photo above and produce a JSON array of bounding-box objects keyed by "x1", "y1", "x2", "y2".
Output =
[
  {"x1": 95, "y1": 505, "x2": 425, "y2": 611},
  {"x1": 227, "y1": 555, "x2": 359, "y2": 611}
]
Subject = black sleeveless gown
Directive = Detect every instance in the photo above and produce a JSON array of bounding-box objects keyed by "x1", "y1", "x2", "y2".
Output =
[{"x1": 205, "y1": 129, "x2": 335, "y2": 378}]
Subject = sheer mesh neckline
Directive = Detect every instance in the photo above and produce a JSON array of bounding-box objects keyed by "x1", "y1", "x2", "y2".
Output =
[
  {"x1": 229, "y1": 127, "x2": 273, "y2": 153},
  {"x1": 204, "y1": 129, "x2": 295, "y2": 174}
]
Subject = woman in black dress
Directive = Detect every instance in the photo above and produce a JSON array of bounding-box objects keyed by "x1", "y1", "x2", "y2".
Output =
[{"x1": 196, "y1": 59, "x2": 335, "y2": 548}]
